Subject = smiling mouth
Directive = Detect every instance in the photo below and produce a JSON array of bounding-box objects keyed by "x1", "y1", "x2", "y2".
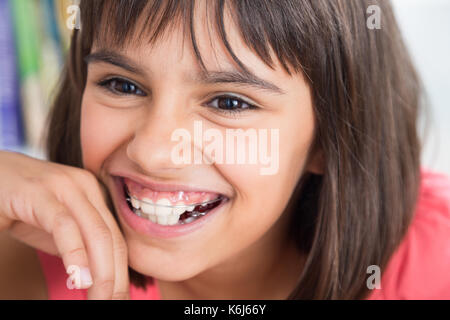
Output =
[{"x1": 122, "y1": 182, "x2": 227, "y2": 226}]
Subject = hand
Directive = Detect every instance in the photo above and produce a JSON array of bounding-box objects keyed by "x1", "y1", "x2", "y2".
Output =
[{"x1": 0, "y1": 151, "x2": 129, "y2": 299}]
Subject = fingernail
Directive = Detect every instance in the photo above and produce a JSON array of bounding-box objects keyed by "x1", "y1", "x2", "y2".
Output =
[{"x1": 80, "y1": 267, "x2": 93, "y2": 288}]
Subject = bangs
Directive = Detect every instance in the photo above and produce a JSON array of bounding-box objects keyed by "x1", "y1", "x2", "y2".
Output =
[{"x1": 82, "y1": 0, "x2": 312, "y2": 76}]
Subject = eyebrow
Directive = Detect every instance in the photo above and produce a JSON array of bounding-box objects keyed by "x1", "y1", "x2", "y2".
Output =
[
  {"x1": 84, "y1": 50, "x2": 146, "y2": 76},
  {"x1": 85, "y1": 50, "x2": 285, "y2": 94},
  {"x1": 193, "y1": 70, "x2": 285, "y2": 95}
]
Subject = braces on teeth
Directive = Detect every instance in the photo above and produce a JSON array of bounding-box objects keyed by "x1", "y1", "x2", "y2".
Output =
[
  {"x1": 126, "y1": 194, "x2": 224, "y2": 209},
  {"x1": 125, "y1": 193, "x2": 225, "y2": 224}
]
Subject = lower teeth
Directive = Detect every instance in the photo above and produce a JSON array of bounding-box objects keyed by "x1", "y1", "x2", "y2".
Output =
[{"x1": 131, "y1": 207, "x2": 208, "y2": 225}]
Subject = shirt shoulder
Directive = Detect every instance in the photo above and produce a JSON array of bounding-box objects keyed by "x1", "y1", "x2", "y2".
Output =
[{"x1": 368, "y1": 168, "x2": 450, "y2": 299}]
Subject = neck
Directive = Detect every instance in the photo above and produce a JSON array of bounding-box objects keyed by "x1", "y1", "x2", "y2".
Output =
[{"x1": 156, "y1": 211, "x2": 305, "y2": 299}]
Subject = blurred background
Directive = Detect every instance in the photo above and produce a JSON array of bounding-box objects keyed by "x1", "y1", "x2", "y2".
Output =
[
  {"x1": 0, "y1": 0, "x2": 74, "y2": 158},
  {"x1": 0, "y1": 0, "x2": 449, "y2": 175},
  {"x1": 392, "y1": 0, "x2": 450, "y2": 175}
]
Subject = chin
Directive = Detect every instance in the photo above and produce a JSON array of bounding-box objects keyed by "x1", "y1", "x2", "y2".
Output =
[{"x1": 126, "y1": 239, "x2": 207, "y2": 282}]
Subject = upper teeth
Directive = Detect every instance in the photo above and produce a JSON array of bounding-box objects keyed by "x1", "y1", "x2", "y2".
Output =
[{"x1": 129, "y1": 196, "x2": 207, "y2": 226}]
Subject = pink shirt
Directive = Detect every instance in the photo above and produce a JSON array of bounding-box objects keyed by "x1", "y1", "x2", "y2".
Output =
[{"x1": 36, "y1": 168, "x2": 450, "y2": 299}]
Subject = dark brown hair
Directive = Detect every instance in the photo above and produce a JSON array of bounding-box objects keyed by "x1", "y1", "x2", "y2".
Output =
[{"x1": 46, "y1": 0, "x2": 423, "y2": 299}]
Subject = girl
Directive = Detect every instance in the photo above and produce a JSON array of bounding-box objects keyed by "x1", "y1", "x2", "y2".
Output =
[{"x1": 1, "y1": 0, "x2": 449, "y2": 300}]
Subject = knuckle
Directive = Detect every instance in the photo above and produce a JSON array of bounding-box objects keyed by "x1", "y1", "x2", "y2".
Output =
[
  {"x1": 91, "y1": 224, "x2": 113, "y2": 244},
  {"x1": 115, "y1": 238, "x2": 128, "y2": 256},
  {"x1": 73, "y1": 169, "x2": 104, "y2": 198},
  {"x1": 65, "y1": 246, "x2": 85, "y2": 259},
  {"x1": 46, "y1": 166, "x2": 66, "y2": 180},
  {"x1": 24, "y1": 176, "x2": 51, "y2": 194},
  {"x1": 77, "y1": 169, "x2": 98, "y2": 185},
  {"x1": 45, "y1": 167, "x2": 73, "y2": 187},
  {"x1": 24, "y1": 176, "x2": 42, "y2": 186},
  {"x1": 52, "y1": 212, "x2": 74, "y2": 231}
]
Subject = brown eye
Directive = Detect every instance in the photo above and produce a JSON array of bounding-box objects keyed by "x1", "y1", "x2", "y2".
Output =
[
  {"x1": 206, "y1": 95, "x2": 257, "y2": 113},
  {"x1": 99, "y1": 78, "x2": 146, "y2": 96}
]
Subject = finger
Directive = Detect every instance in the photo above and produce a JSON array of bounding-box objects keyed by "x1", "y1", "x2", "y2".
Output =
[
  {"x1": 92, "y1": 198, "x2": 130, "y2": 300},
  {"x1": 52, "y1": 213, "x2": 92, "y2": 289},
  {"x1": 60, "y1": 189, "x2": 116, "y2": 300},
  {"x1": 81, "y1": 180, "x2": 130, "y2": 300},
  {"x1": 23, "y1": 190, "x2": 92, "y2": 289},
  {"x1": 68, "y1": 172, "x2": 130, "y2": 299}
]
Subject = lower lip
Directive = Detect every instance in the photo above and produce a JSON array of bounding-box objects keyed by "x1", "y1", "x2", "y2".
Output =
[{"x1": 112, "y1": 177, "x2": 228, "y2": 239}]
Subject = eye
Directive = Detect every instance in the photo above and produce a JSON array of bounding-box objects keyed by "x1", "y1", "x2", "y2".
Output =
[
  {"x1": 97, "y1": 77, "x2": 146, "y2": 96},
  {"x1": 205, "y1": 95, "x2": 258, "y2": 114}
]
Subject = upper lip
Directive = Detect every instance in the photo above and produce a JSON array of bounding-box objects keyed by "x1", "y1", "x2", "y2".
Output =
[{"x1": 112, "y1": 172, "x2": 228, "y2": 197}]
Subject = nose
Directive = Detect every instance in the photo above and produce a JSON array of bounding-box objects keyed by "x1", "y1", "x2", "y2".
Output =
[{"x1": 126, "y1": 96, "x2": 193, "y2": 175}]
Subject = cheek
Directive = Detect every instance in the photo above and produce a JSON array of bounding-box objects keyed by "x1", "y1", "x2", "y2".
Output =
[
  {"x1": 80, "y1": 93, "x2": 130, "y2": 173},
  {"x1": 208, "y1": 105, "x2": 315, "y2": 255}
]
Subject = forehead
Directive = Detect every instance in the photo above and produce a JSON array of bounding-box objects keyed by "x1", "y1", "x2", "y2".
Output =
[{"x1": 91, "y1": 0, "x2": 292, "y2": 76}]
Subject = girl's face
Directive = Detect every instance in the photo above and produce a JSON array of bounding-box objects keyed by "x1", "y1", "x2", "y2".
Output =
[{"x1": 80, "y1": 7, "x2": 318, "y2": 282}]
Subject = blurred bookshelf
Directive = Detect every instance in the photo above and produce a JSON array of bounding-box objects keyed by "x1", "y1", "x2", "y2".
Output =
[{"x1": 0, "y1": 0, "x2": 76, "y2": 160}]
